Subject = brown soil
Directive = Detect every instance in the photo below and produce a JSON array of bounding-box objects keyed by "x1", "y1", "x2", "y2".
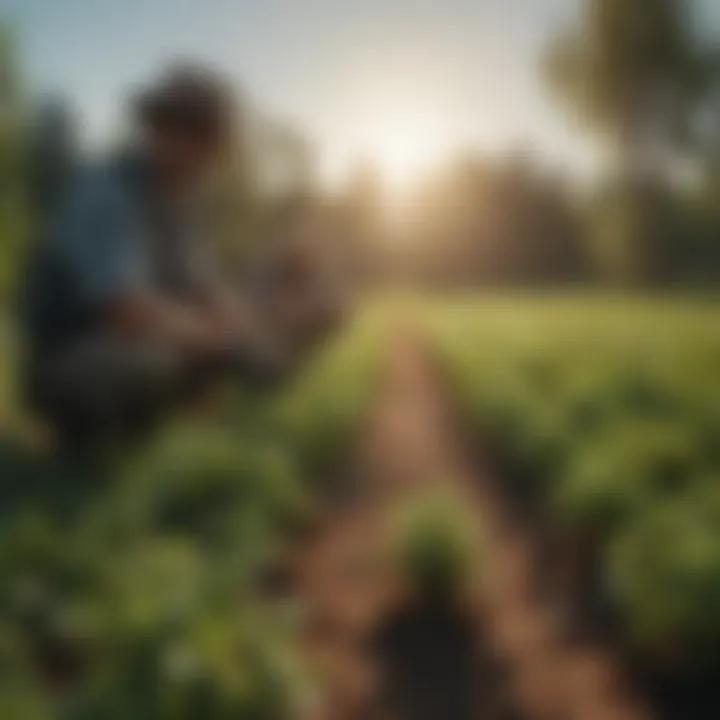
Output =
[{"x1": 288, "y1": 328, "x2": 652, "y2": 720}]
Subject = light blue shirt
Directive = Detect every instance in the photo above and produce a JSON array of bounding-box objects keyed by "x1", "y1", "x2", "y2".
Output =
[{"x1": 26, "y1": 153, "x2": 215, "y2": 354}]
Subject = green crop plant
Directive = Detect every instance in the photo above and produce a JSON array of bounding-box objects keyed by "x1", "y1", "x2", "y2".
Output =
[
  {"x1": 389, "y1": 489, "x2": 482, "y2": 603},
  {"x1": 553, "y1": 418, "x2": 701, "y2": 536},
  {"x1": 607, "y1": 498, "x2": 720, "y2": 664},
  {"x1": 423, "y1": 294, "x2": 720, "y2": 667},
  {"x1": 0, "y1": 301, "x2": 387, "y2": 717}
]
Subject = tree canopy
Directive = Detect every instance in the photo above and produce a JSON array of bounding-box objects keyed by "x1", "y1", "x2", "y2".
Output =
[{"x1": 544, "y1": 0, "x2": 706, "y2": 176}]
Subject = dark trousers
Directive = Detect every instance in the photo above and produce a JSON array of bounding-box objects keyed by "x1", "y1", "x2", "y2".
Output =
[{"x1": 28, "y1": 337, "x2": 214, "y2": 448}]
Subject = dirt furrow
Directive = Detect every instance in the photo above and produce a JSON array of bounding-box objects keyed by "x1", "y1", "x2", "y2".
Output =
[{"x1": 291, "y1": 329, "x2": 651, "y2": 720}]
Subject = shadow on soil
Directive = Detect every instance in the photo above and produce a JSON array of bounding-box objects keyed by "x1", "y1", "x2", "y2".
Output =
[{"x1": 371, "y1": 601, "x2": 521, "y2": 720}]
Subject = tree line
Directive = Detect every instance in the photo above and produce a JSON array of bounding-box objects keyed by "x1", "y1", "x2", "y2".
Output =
[{"x1": 3, "y1": 0, "x2": 720, "y2": 291}]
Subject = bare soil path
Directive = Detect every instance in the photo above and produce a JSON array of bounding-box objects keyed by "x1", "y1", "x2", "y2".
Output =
[{"x1": 291, "y1": 327, "x2": 652, "y2": 720}]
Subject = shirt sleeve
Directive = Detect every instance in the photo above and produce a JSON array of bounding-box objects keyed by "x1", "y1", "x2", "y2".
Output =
[{"x1": 51, "y1": 170, "x2": 149, "y2": 306}]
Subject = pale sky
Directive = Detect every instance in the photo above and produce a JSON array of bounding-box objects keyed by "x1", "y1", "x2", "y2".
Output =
[{"x1": 4, "y1": 0, "x2": 720, "y2": 185}]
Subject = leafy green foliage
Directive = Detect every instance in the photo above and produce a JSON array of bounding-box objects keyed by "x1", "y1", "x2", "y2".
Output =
[
  {"x1": 390, "y1": 490, "x2": 481, "y2": 602},
  {"x1": 0, "y1": 25, "x2": 27, "y2": 302},
  {"x1": 554, "y1": 419, "x2": 700, "y2": 533},
  {"x1": 0, "y1": 311, "x2": 385, "y2": 717},
  {"x1": 543, "y1": 0, "x2": 720, "y2": 284},
  {"x1": 276, "y1": 306, "x2": 387, "y2": 477},
  {"x1": 543, "y1": 0, "x2": 698, "y2": 159},
  {"x1": 428, "y1": 295, "x2": 720, "y2": 661},
  {"x1": 607, "y1": 496, "x2": 720, "y2": 656}
]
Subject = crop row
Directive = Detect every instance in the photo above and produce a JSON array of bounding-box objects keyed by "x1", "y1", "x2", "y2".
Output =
[
  {"x1": 427, "y1": 296, "x2": 720, "y2": 670},
  {"x1": 0, "y1": 308, "x2": 388, "y2": 719}
]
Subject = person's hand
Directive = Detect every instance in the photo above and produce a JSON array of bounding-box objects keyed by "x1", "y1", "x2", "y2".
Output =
[
  {"x1": 223, "y1": 333, "x2": 291, "y2": 387},
  {"x1": 271, "y1": 284, "x2": 347, "y2": 354}
]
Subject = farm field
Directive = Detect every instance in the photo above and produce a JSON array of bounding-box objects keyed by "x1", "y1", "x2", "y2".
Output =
[
  {"x1": 6, "y1": 0, "x2": 720, "y2": 714},
  {"x1": 0, "y1": 305, "x2": 389, "y2": 719},
  {"x1": 4, "y1": 294, "x2": 720, "y2": 718},
  {"x1": 425, "y1": 296, "x2": 720, "y2": 684}
]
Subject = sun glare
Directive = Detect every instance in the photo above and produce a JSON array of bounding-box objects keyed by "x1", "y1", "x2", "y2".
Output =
[
  {"x1": 320, "y1": 52, "x2": 466, "y2": 193},
  {"x1": 362, "y1": 112, "x2": 449, "y2": 192}
]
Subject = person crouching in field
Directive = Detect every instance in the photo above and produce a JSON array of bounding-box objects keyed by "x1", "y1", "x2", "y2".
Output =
[{"x1": 22, "y1": 65, "x2": 341, "y2": 451}]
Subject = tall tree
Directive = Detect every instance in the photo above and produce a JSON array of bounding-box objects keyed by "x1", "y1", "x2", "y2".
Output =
[
  {"x1": 544, "y1": 0, "x2": 701, "y2": 178},
  {"x1": 543, "y1": 0, "x2": 716, "y2": 281}
]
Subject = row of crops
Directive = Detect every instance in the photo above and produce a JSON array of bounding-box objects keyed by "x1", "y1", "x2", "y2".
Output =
[
  {"x1": 426, "y1": 295, "x2": 720, "y2": 672},
  {"x1": 0, "y1": 308, "x2": 388, "y2": 719}
]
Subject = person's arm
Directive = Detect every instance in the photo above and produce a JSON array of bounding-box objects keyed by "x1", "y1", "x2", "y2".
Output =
[
  {"x1": 198, "y1": 282, "x2": 260, "y2": 339},
  {"x1": 57, "y1": 170, "x2": 235, "y2": 357},
  {"x1": 105, "y1": 291, "x2": 235, "y2": 357}
]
